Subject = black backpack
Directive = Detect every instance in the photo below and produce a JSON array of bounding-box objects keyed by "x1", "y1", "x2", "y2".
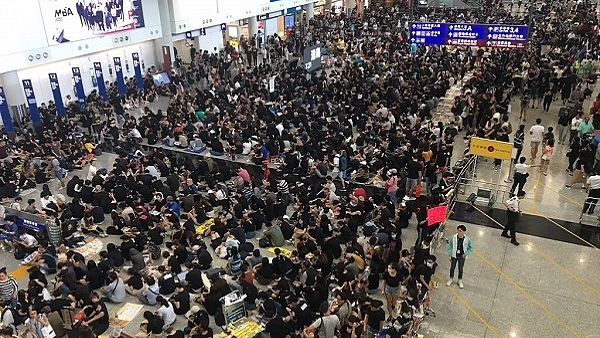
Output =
[{"x1": 3, "y1": 307, "x2": 24, "y2": 326}]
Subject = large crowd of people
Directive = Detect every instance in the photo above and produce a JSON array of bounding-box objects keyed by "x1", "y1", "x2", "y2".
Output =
[{"x1": 0, "y1": 0, "x2": 597, "y2": 338}]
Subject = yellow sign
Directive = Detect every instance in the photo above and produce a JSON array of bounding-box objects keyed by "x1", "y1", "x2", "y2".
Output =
[
  {"x1": 217, "y1": 319, "x2": 263, "y2": 338},
  {"x1": 267, "y1": 246, "x2": 292, "y2": 257},
  {"x1": 315, "y1": 0, "x2": 327, "y2": 6},
  {"x1": 196, "y1": 218, "x2": 215, "y2": 235},
  {"x1": 469, "y1": 137, "x2": 513, "y2": 160}
]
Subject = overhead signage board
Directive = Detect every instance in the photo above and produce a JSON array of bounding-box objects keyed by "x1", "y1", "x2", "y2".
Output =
[
  {"x1": 409, "y1": 22, "x2": 528, "y2": 48},
  {"x1": 303, "y1": 45, "x2": 322, "y2": 72}
]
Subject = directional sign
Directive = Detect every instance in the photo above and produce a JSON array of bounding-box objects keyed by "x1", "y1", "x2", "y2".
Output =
[{"x1": 410, "y1": 22, "x2": 529, "y2": 48}]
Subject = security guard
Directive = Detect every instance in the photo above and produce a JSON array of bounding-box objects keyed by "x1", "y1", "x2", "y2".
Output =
[{"x1": 502, "y1": 190, "x2": 525, "y2": 246}]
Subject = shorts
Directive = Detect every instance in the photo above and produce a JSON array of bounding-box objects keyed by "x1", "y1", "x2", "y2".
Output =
[
  {"x1": 406, "y1": 178, "x2": 419, "y2": 190},
  {"x1": 330, "y1": 170, "x2": 340, "y2": 179},
  {"x1": 55, "y1": 168, "x2": 66, "y2": 180},
  {"x1": 385, "y1": 285, "x2": 399, "y2": 295},
  {"x1": 530, "y1": 141, "x2": 540, "y2": 149}
]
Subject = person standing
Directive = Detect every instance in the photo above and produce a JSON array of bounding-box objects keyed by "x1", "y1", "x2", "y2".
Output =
[
  {"x1": 540, "y1": 139, "x2": 554, "y2": 176},
  {"x1": 529, "y1": 118, "x2": 544, "y2": 162},
  {"x1": 582, "y1": 172, "x2": 600, "y2": 215},
  {"x1": 578, "y1": 115, "x2": 594, "y2": 138},
  {"x1": 569, "y1": 112, "x2": 583, "y2": 145},
  {"x1": 513, "y1": 124, "x2": 525, "y2": 164},
  {"x1": 511, "y1": 157, "x2": 540, "y2": 195},
  {"x1": 557, "y1": 108, "x2": 570, "y2": 145},
  {"x1": 446, "y1": 224, "x2": 474, "y2": 289},
  {"x1": 502, "y1": 191, "x2": 525, "y2": 246},
  {"x1": 519, "y1": 89, "x2": 531, "y2": 122}
]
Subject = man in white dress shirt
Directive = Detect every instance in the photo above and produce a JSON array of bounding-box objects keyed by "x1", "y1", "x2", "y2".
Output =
[{"x1": 502, "y1": 191, "x2": 525, "y2": 246}]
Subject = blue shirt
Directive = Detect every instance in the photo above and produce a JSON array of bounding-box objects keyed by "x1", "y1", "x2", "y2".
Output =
[
  {"x1": 4, "y1": 223, "x2": 18, "y2": 240},
  {"x1": 166, "y1": 201, "x2": 181, "y2": 216}
]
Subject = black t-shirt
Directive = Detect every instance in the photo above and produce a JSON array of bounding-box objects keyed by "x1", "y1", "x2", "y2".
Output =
[
  {"x1": 456, "y1": 237, "x2": 465, "y2": 256},
  {"x1": 191, "y1": 328, "x2": 213, "y2": 338},
  {"x1": 148, "y1": 227, "x2": 164, "y2": 245},
  {"x1": 49, "y1": 298, "x2": 72, "y2": 313},
  {"x1": 366, "y1": 307, "x2": 385, "y2": 330},
  {"x1": 406, "y1": 160, "x2": 421, "y2": 179},
  {"x1": 159, "y1": 272, "x2": 177, "y2": 295},
  {"x1": 92, "y1": 301, "x2": 109, "y2": 327},
  {"x1": 147, "y1": 316, "x2": 164, "y2": 334},
  {"x1": 173, "y1": 290, "x2": 190, "y2": 314},
  {"x1": 413, "y1": 264, "x2": 434, "y2": 287},
  {"x1": 265, "y1": 316, "x2": 292, "y2": 338},
  {"x1": 384, "y1": 271, "x2": 402, "y2": 288},
  {"x1": 168, "y1": 256, "x2": 182, "y2": 274},
  {"x1": 126, "y1": 273, "x2": 143, "y2": 290},
  {"x1": 292, "y1": 301, "x2": 313, "y2": 328},
  {"x1": 166, "y1": 330, "x2": 184, "y2": 338},
  {"x1": 185, "y1": 269, "x2": 204, "y2": 290}
]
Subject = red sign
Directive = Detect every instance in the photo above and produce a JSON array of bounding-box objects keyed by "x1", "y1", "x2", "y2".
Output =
[{"x1": 427, "y1": 205, "x2": 448, "y2": 226}]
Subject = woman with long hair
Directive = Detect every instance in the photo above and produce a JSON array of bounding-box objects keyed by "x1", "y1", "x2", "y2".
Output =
[{"x1": 382, "y1": 262, "x2": 402, "y2": 321}]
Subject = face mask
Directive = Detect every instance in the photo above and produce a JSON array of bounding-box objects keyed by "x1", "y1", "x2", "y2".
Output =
[
  {"x1": 393, "y1": 324, "x2": 402, "y2": 330},
  {"x1": 426, "y1": 262, "x2": 433, "y2": 268},
  {"x1": 403, "y1": 313, "x2": 411, "y2": 319}
]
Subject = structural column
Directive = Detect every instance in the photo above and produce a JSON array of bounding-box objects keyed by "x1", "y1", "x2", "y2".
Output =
[
  {"x1": 306, "y1": 2, "x2": 315, "y2": 22},
  {"x1": 248, "y1": 15, "x2": 258, "y2": 47},
  {"x1": 156, "y1": 0, "x2": 175, "y2": 74},
  {"x1": 345, "y1": 0, "x2": 356, "y2": 13}
]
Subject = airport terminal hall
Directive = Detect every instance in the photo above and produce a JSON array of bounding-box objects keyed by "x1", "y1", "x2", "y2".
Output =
[{"x1": 0, "y1": 0, "x2": 600, "y2": 338}]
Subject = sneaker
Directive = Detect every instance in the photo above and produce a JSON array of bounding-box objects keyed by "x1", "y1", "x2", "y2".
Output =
[
  {"x1": 458, "y1": 280, "x2": 464, "y2": 289},
  {"x1": 7, "y1": 248, "x2": 14, "y2": 253},
  {"x1": 446, "y1": 279, "x2": 453, "y2": 286}
]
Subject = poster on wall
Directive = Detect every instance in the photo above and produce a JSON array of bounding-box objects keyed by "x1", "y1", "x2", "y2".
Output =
[{"x1": 38, "y1": 0, "x2": 145, "y2": 45}]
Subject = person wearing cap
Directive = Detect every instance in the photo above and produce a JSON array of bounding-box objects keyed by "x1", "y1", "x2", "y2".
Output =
[
  {"x1": 162, "y1": 196, "x2": 181, "y2": 217},
  {"x1": 446, "y1": 225, "x2": 474, "y2": 289},
  {"x1": 385, "y1": 169, "x2": 399, "y2": 205},
  {"x1": 170, "y1": 283, "x2": 190, "y2": 315}
]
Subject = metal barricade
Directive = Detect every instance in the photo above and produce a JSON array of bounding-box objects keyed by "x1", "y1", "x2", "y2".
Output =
[{"x1": 579, "y1": 196, "x2": 600, "y2": 227}]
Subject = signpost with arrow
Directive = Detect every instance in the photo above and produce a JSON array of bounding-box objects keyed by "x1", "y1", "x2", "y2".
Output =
[{"x1": 410, "y1": 22, "x2": 529, "y2": 48}]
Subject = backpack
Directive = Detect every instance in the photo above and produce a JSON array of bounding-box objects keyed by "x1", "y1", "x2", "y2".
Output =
[
  {"x1": 148, "y1": 242, "x2": 161, "y2": 260},
  {"x1": 258, "y1": 237, "x2": 271, "y2": 248},
  {"x1": 13, "y1": 246, "x2": 26, "y2": 260},
  {"x1": 3, "y1": 307, "x2": 24, "y2": 326}
]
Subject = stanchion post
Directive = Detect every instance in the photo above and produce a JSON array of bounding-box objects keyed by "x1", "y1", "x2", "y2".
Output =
[{"x1": 504, "y1": 147, "x2": 518, "y2": 183}]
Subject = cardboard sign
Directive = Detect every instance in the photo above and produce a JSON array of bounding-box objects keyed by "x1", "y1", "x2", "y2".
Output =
[{"x1": 427, "y1": 205, "x2": 448, "y2": 226}]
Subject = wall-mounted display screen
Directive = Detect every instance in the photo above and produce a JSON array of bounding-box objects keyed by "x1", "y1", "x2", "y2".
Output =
[{"x1": 39, "y1": 0, "x2": 145, "y2": 45}]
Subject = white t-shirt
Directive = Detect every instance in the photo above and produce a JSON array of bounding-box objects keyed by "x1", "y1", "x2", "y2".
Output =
[
  {"x1": 529, "y1": 125, "x2": 545, "y2": 142},
  {"x1": 87, "y1": 164, "x2": 97, "y2": 181},
  {"x1": 505, "y1": 196, "x2": 520, "y2": 211},
  {"x1": 156, "y1": 303, "x2": 176, "y2": 326},
  {"x1": 514, "y1": 163, "x2": 530, "y2": 174},
  {"x1": 332, "y1": 155, "x2": 340, "y2": 172}
]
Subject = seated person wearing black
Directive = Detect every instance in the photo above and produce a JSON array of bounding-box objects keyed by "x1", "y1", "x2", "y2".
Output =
[{"x1": 171, "y1": 283, "x2": 190, "y2": 315}]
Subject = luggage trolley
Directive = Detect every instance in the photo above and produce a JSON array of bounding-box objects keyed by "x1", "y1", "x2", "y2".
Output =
[{"x1": 579, "y1": 196, "x2": 600, "y2": 227}]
